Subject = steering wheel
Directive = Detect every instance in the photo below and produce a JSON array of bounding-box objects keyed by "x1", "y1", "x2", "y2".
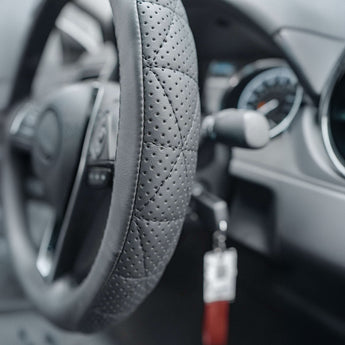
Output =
[{"x1": 1, "y1": 0, "x2": 200, "y2": 333}]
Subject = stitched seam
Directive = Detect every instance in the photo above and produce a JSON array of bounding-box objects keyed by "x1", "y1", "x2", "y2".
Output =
[
  {"x1": 142, "y1": 16, "x2": 197, "y2": 80},
  {"x1": 144, "y1": 140, "x2": 198, "y2": 152},
  {"x1": 146, "y1": 64, "x2": 198, "y2": 85},
  {"x1": 150, "y1": 67, "x2": 199, "y2": 170},
  {"x1": 148, "y1": 69, "x2": 191, "y2": 185},
  {"x1": 115, "y1": 237, "x2": 177, "y2": 279},
  {"x1": 139, "y1": 1, "x2": 197, "y2": 78},
  {"x1": 137, "y1": 149, "x2": 183, "y2": 213},
  {"x1": 149, "y1": 0, "x2": 178, "y2": 62},
  {"x1": 148, "y1": 30, "x2": 197, "y2": 78},
  {"x1": 92, "y1": 0, "x2": 147, "y2": 308},
  {"x1": 133, "y1": 219, "x2": 148, "y2": 276},
  {"x1": 142, "y1": 31, "x2": 198, "y2": 84},
  {"x1": 136, "y1": 91, "x2": 199, "y2": 213},
  {"x1": 134, "y1": 213, "x2": 185, "y2": 223},
  {"x1": 139, "y1": 0, "x2": 188, "y2": 25},
  {"x1": 117, "y1": 0, "x2": 149, "y2": 288},
  {"x1": 114, "y1": 270, "x2": 162, "y2": 280}
]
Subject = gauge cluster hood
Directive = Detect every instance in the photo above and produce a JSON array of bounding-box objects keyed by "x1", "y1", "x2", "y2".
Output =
[{"x1": 223, "y1": 0, "x2": 345, "y2": 98}]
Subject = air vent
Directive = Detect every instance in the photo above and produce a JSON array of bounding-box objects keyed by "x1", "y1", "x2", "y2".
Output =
[{"x1": 321, "y1": 69, "x2": 345, "y2": 176}]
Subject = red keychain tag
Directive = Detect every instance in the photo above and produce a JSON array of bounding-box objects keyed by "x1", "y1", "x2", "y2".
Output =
[{"x1": 203, "y1": 247, "x2": 237, "y2": 345}]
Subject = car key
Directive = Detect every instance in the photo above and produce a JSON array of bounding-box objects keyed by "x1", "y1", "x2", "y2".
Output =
[{"x1": 203, "y1": 221, "x2": 238, "y2": 345}]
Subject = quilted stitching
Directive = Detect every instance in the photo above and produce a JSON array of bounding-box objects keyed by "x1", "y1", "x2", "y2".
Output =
[{"x1": 81, "y1": 0, "x2": 200, "y2": 331}]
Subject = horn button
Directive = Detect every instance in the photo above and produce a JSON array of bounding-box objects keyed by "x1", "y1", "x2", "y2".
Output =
[
  {"x1": 32, "y1": 84, "x2": 94, "y2": 217},
  {"x1": 36, "y1": 110, "x2": 60, "y2": 162}
]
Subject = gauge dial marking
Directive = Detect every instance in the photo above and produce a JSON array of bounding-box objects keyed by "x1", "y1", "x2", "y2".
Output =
[
  {"x1": 257, "y1": 99, "x2": 279, "y2": 116},
  {"x1": 237, "y1": 66, "x2": 303, "y2": 138}
]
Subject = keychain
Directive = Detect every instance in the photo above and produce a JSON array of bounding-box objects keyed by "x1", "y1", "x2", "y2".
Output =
[{"x1": 203, "y1": 220, "x2": 238, "y2": 345}]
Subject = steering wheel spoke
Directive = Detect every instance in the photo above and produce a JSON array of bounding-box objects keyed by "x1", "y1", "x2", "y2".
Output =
[
  {"x1": 9, "y1": 101, "x2": 40, "y2": 151},
  {"x1": 35, "y1": 82, "x2": 119, "y2": 281}
]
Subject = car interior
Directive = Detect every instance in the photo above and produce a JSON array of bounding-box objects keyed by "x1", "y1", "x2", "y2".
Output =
[{"x1": 1, "y1": 0, "x2": 345, "y2": 344}]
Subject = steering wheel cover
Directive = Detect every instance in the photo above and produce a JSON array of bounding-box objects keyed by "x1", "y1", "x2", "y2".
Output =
[{"x1": 3, "y1": 0, "x2": 200, "y2": 332}]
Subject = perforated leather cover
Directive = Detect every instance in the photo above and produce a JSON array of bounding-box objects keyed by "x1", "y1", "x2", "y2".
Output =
[{"x1": 80, "y1": 0, "x2": 200, "y2": 331}]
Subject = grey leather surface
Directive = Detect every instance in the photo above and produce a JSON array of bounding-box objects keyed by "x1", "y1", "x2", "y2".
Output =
[{"x1": 2, "y1": 0, "x2": 200, "y2": 332}]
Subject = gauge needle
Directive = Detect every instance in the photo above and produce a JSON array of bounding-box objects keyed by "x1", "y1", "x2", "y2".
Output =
[{"x1": 257, "y1": 99, "x2": 279, "y2": 116}]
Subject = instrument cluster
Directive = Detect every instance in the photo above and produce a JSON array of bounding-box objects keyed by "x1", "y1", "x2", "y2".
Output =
[{"x1": 204, "y1": 59, "x2": 304, "y2": 138}]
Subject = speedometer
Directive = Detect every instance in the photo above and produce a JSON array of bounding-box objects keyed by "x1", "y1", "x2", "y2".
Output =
[{"x1": 238, "y1": 66, "x2": 303, "y2": 138}]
